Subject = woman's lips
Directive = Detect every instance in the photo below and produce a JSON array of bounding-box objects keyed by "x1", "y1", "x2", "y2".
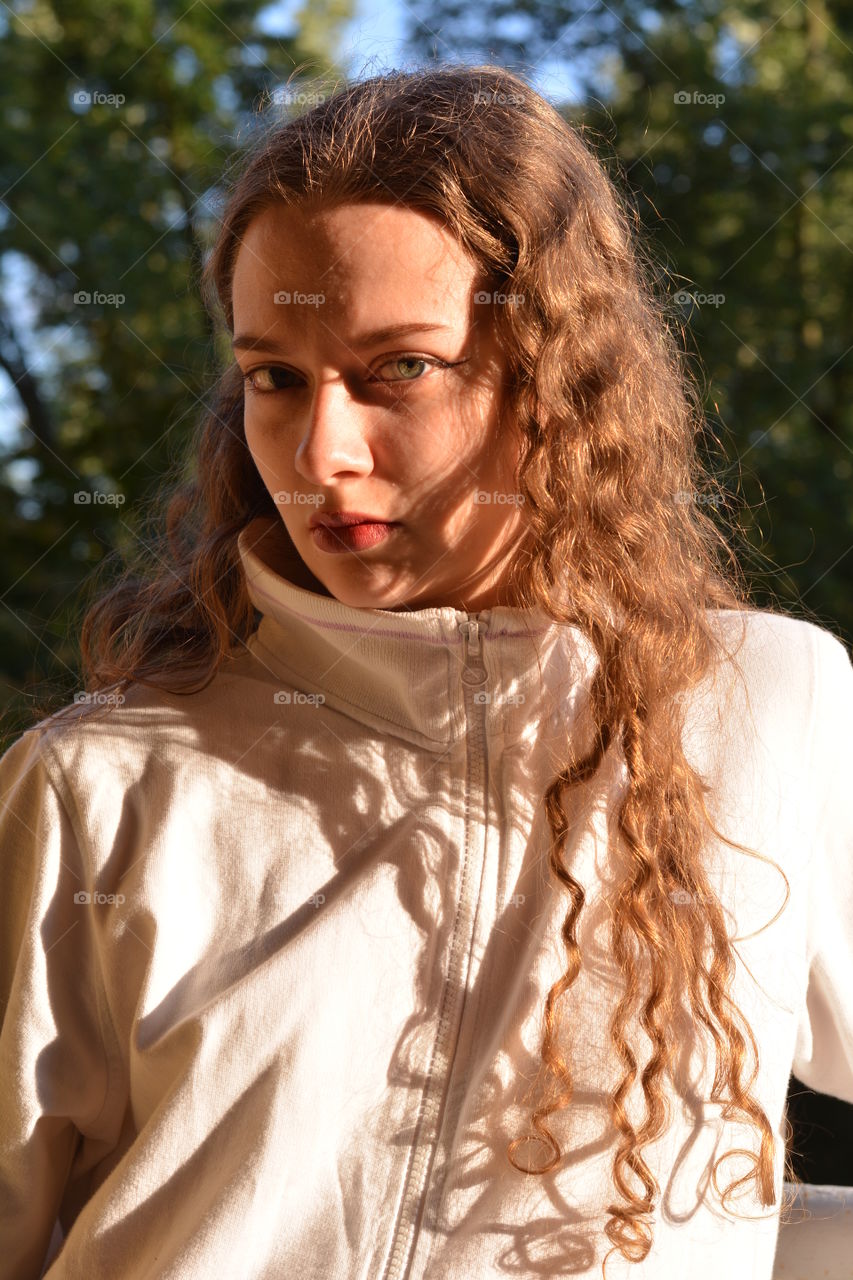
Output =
[{"x1": 310, "y1": 521, "x2": 401, "y2": 554}]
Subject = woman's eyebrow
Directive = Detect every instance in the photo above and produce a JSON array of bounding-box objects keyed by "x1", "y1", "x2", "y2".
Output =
[{"x1": 231, "y1": 321, "x2": 452, "y2": 353}]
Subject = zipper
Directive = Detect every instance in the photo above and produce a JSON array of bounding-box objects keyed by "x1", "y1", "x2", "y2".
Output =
[
  {"x1": 459, "y1": 617, "x2": 488, "y2": 688},
  {"x1": 381, "y1": 614, "x2": 489, "y2": 1280}
]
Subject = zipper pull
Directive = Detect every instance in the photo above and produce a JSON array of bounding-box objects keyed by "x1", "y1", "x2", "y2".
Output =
[{"x1": 459, "y1": 618, "x2": 488, "y2": 686}]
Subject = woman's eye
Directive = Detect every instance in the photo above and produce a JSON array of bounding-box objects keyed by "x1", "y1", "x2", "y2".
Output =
[
  {"x1": 242, "y1": 366, "x2": 299, "y2": 394},
  {"x1": 373, "y1": 356, "x2": 433, "y2": 382},
  {"x1": 241, "y1": 354, "x2": 460, "y2": 396}
]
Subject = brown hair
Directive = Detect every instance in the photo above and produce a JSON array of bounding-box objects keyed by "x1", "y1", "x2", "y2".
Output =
[{"x1": 46, "y1": 64, "x2": 807, "y2": 1269}]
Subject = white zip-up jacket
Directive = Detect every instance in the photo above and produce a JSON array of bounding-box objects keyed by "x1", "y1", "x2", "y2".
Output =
[{"x1": 2, "y1": 513, "x2": 852, "y2": 1279}]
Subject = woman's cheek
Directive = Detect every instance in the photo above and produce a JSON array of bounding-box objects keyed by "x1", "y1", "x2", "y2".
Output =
[
  {"x1": 245, "y1": 406, "x2": 282, "y2": 459},
  {"x1": 244, "y1": 422, "x2": 287, "y2": 495}
]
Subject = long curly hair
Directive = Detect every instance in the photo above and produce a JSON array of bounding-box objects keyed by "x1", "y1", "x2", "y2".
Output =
[{"x1": 44, "y1": 64, "x2": 806, "y2": 1270}]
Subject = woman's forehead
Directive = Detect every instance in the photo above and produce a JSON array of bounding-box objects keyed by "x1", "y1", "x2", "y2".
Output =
[
  {"x1": 233, "y1": 201, "x2": 477, "y2": 290},
  {"x1": 231, "y1": 202, "x2": 485, "y2": 342}
]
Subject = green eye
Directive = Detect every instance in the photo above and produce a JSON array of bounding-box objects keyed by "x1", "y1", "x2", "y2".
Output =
[
  {"x1": 373, "y1": 355, "x2": 443, "y2": 384},
  {"x1": 388, "y1": 357, "x2": 428, "y2": 380}
]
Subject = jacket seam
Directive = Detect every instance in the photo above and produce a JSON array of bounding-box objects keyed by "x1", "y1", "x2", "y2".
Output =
[
  {"x1": 802, "y1": 627, "x2": 848, "y2": 970},
  {"x1": 37, "y1": 735, "x2": 123, "y2": 1134}
]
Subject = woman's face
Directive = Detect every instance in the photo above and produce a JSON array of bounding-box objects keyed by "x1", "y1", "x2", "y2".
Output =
[{"x1": 231, "y1": 200, "x2": 528, "y2": 612}]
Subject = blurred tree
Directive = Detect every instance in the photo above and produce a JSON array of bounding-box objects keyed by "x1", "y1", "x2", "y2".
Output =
[
  {"x1": 406, "y1": 0, "x2": 853, "y2": 641},
  {"x1": 0, "y1": 0, "x2": 352, "y2": 746}
]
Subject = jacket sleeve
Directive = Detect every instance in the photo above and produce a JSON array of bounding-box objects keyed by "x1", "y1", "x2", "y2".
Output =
[
  {"x1": 791, "y1": 626, "x2": 853, "y2": 1104},
  {"x1": 0, "y1": 726, "x2": 111, "y2": 1279}
]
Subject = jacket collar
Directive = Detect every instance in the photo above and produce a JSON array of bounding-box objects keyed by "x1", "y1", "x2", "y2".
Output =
[{"x1": 236, "y1": 515, "x2": 582, "y2": 750}]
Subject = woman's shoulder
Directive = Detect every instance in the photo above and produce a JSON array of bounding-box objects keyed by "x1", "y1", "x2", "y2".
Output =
[
  {"x1": 691, "y1": 605, "x2": 851, "y2": 774},
  {"x1": 708, "y1": 602, "x2": 845, "y2": 659},
  {"x1": 705, "y1": 604, "x2": 849, "y2": 699},
  {"x1": 1, "y1": 648, "x2": 267, "y2": 788}
]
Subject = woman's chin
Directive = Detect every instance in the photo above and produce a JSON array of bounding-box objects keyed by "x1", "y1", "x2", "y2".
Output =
[{"x1": 313, "y1": 572, "x2": 423, "y2": 612}]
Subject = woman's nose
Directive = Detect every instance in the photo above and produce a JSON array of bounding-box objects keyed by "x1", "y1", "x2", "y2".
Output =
[{"x1": 293, "y1": 377, "x2": 375, "y2": 485}]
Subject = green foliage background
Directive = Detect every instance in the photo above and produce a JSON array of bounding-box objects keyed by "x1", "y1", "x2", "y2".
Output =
[
  {"x1": 0, "y1": 0, "x2": 352, "y2": 748},
  {"x1": 407, "y1": 0, "x2": 853, "y2": 636},
  {"x1": 2, "y1": 0, "x2": 852, "y2": 758}
]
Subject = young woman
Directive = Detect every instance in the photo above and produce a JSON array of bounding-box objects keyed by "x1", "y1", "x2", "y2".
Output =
[{"x1": 2, "y1": 65, "x2": 852, "y2": 1280}]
